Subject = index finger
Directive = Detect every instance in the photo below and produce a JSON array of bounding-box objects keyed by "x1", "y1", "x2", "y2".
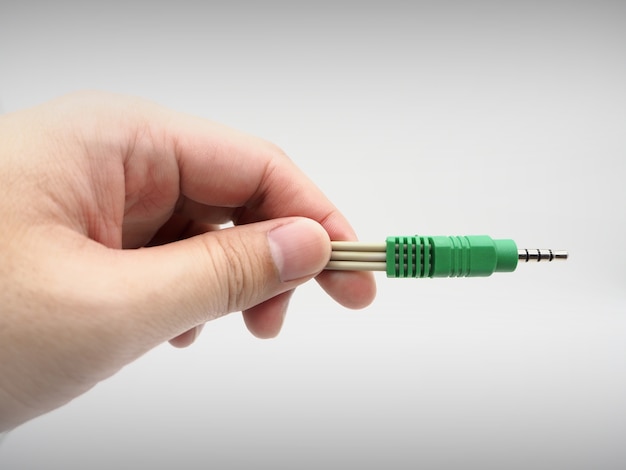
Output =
[{"x1": 162, "y1": 110, "x2": 376, "y2": 308}]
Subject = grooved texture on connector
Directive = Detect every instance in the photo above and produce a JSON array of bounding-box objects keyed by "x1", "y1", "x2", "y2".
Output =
[
  {"x1": 386, "y1": 236, "x2": 428, "y2": 278},
  {"x1": 386, "y1": 236, "x2": 466, "y2": 278}
]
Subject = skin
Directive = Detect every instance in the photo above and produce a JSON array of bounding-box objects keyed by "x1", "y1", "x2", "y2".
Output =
[{"x1": 0, "y1": 91, "x2": 376, "y2": 431}]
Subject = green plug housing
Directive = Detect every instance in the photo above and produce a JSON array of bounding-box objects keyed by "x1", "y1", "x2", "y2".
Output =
[{"x1": 385, "y1": 235, "x2": 518, "y2": 278}]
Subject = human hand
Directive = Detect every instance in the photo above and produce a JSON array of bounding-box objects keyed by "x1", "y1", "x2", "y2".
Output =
[{"x1": 0, "y1": 92, "x2": 376, "y2": 431}]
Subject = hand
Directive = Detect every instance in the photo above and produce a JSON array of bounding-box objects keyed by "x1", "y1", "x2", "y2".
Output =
[{"x1": 0, "y1": 91, "x2": 376, "y2": 431}]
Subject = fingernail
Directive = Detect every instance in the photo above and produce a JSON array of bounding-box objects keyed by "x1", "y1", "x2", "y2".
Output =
[{"x1": 268, "y1": 219, "x2": 329, "y2": 282}]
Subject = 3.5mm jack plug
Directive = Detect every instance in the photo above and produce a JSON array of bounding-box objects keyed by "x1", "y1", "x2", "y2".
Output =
[{"x1": 326, "y1": 235, "x2": 568, "y2": 278}]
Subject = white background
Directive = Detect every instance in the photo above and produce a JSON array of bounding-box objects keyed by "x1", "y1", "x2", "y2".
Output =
[{"x1": 1, "y1": 1, "x2": 625, "y2": 469}]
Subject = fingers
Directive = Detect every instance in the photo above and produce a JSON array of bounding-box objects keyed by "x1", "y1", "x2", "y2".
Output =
[
  {"x1": 169, "y1": 324, "x2": 204, "y2": 348},
  {"x1": 157, "y1": 108, "x2": 376, "y2": 310},
  {"x1": 110, "y1": 217, "x2": 331, "y2": 349},
  {"x1": 242, "y1": 290, "x2": 294, "y2": 339},
  {"x1": 316, "y1": 270, "x2": 377, "y2": 310}
]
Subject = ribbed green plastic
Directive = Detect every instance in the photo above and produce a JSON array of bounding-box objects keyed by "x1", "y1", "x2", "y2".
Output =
[{"x1": 386, "y1": 235, "x2": 518, "y2": 278}]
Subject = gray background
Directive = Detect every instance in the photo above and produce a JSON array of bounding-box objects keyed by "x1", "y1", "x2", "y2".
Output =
[{"x1": 1, "y1": 1, "x2": 625, "y2": 469}]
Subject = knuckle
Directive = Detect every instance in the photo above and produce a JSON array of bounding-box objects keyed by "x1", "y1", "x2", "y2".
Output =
[
  {"x1": 259, "y1": 138, "x2": 291, "y2": 164},
  {"x1": 208, "y1": 233, "x2": 268, "y2": 314}
]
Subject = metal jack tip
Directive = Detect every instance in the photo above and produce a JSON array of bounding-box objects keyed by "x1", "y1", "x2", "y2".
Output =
[{"x1": 518, "y1": 249, "x2": 568, "y2": 262}]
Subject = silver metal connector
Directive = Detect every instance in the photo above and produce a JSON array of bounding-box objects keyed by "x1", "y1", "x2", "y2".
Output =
[{"x1": 518, "y1": 249, "x2": 568, "y2": 262}]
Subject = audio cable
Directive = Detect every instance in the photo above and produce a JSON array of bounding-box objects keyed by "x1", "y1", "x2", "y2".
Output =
[{"x1": 325, "y1": 235, "x2": 567, "y2": 278}]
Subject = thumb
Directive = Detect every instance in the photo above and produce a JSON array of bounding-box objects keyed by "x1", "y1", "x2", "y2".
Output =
[{"x1": 114, "y1": 217, "x2": 330, "y2": 347}]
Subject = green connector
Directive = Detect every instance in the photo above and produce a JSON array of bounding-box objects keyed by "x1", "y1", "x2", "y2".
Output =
[
  {"x1": 327, "y1": 236, "x2": 567, "y2": 276},
  {"x1": 385, "y1": 235, "x2": 518, "y2": 278}
]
